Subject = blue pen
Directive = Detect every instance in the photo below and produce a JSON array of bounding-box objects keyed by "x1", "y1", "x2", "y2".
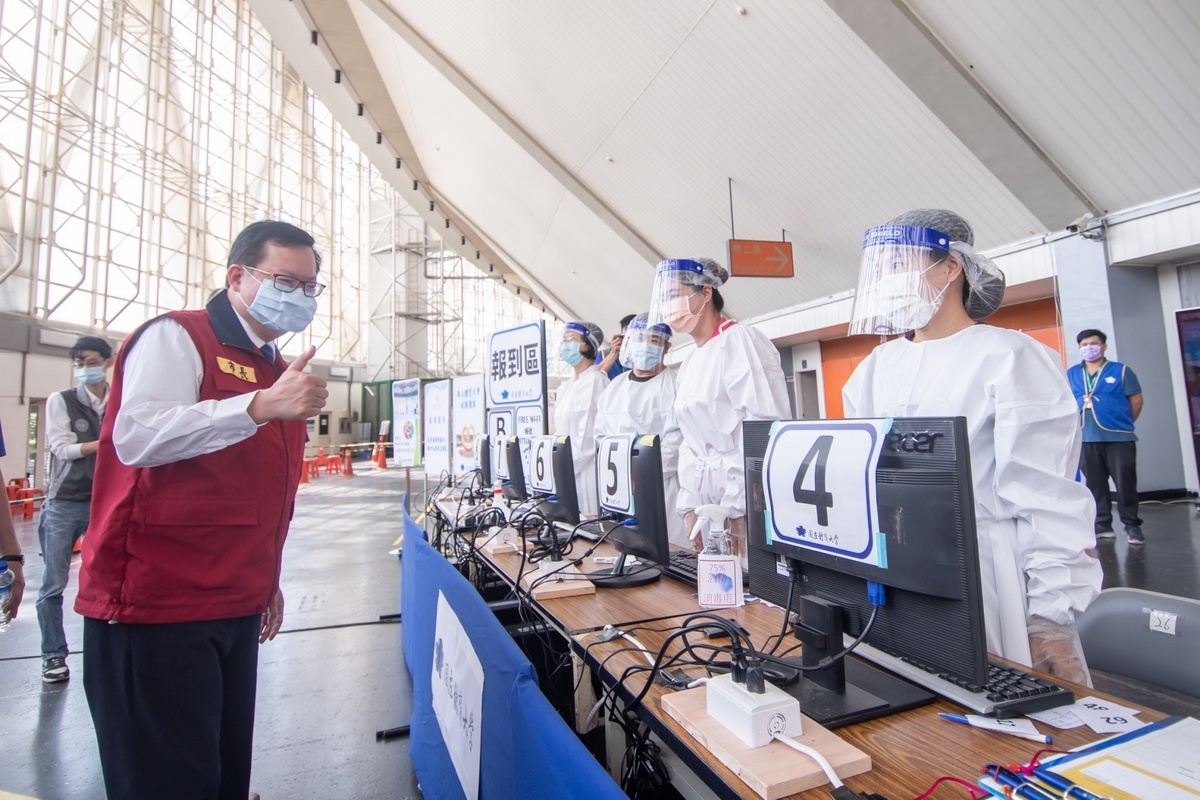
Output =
[
  {"x1": 1030, "y1": 766, "x2": 1111, "y2": 800},
  {"x1": 984, "y1": 765, "x2": 1060, "y2": 800},
  {"x1": 939, "y1": 712, "x2": 1053, "y2": 744}
]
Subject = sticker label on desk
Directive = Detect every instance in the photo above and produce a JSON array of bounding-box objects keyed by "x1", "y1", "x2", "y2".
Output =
[
  {"x1": 596, "y1": 434, "x2": 634, "y2": 515},
  {"x1": 1150, "y1": 609, "x2": 1178, "y2": 635},
  {"x1": 431, "y1": 591, "x2": 484, "y2": 800},
  {"x1": 529, "y1": 435, "x2": 556, "y2": 493},
  {"x1": 762, "y1": 419, "x2": 889, "y2": 567}
]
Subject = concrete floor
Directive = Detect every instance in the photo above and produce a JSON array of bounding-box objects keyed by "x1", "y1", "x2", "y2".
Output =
[
  {"x1": 2, "y1": 477, "x2": 1198, "y2": 798},
  {"x1": 0, "y1": 467, "x2": 423, "y2": 800}
]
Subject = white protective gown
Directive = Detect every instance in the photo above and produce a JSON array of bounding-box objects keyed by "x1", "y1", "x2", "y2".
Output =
[
  {"x1": 595, "y1": 369, "x2": 688, "y2": 547},
  {"x1": 842, "y1": 324, "x2": 1102, "y2": 667},
  {"x1": 675, "y1": 321, "x2": 791, "y2": 519},
  {"x1": 553, "y1": 364, "x2": 610, "y2": 517}
]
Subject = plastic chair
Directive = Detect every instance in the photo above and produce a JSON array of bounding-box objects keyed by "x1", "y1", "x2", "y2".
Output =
[{"x1": 1076, "y1": 587, "x2": 1200, "y2": 698}]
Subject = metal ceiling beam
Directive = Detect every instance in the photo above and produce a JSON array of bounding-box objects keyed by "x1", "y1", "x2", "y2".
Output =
[{"x1": 355, "y1": 0, "x2": 665, "y2": 267}]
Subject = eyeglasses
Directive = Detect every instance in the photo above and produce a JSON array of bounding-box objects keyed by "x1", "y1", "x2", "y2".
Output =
[
  {"x1": 240, "y1": 265, "x2": 326, "y2": 297},
  {"x1": 72, "y1": 358, "x2": 106, "y2": 368}
]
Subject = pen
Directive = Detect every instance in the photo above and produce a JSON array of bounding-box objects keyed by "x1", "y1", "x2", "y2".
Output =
[
  {"x1": 939, "y1": 712, "x2": 1053, "y2": 744},
  {"x1": 1030, "y1": 766, "x2": 1112, "y2": 800},
  {"x1": 983, "y1": 765, "x2": 1060, "y2": 800}
]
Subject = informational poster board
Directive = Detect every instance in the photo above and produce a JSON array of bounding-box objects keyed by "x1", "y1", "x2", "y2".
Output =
[
  {"x1": 485, "y1": 322, "x2": 547, "y2": 445},
  {"x1": 451, "y1": 375, "x2": 485, "y2": 475},
  {"x1": 391, "y1": 379, "x2": 422, "y2": 468},
  {"x1": 423, "y1": 379, "x2": 452, "y2": 477}
]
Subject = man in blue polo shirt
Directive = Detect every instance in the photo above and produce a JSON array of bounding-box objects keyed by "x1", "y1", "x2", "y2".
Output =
[{"x1": 1067, "y1": 329, "x2": 1145, "y2": 544}]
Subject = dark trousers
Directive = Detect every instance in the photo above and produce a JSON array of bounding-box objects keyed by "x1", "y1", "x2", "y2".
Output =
[
  {"x1": 1081, "y1": 441, "x2": 1142, "y2": 531},
  {"x1": 83, "y1": 614, "x2": 261, "y2": 800}
]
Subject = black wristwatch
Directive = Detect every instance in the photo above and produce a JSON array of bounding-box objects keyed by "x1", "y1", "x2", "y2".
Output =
[{"x1": 1, "y1": 554, "x2": 24, "y2": 566}]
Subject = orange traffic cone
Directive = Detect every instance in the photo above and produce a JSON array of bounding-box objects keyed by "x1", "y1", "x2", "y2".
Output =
[
  {"x1": 342, "y1": 450, "x2": 355, "y2": 476},
  {"x1": 373, "y1": 438, "x2": 388, "y2": 470},
  {"x1": 299, "y1": 464, "x2": 309, "y2": 484}
]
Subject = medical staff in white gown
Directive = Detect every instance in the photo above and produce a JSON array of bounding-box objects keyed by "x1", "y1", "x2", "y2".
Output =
[
  {"x1": 843, "y1": 208, "x2": 1100, "y2": 685},
  {"x1": 648, "y1": 258, "x2": 790, "y2": 555},
  {"x1": 595, "y1": 315, "x2": 687, "y2": 547},
  {"x1": 553, "y1": 320, "x2": 609, "y2": 517}
]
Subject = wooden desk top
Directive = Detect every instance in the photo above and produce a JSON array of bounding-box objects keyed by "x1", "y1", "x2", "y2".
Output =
[
  {"x1": 573, "y1": 603, "x2": 1167, "y2": 800},
  {"x1": 471, "y1": 529, "x2": 707, "y2": 634}
]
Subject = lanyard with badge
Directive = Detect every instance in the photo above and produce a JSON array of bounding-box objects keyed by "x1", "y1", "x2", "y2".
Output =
[{"x1": 1081, "y1": 362, "x2": 1105, "y2": 410}]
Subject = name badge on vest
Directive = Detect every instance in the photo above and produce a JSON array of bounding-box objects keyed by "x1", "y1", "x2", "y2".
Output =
[{"x1": 217, "y1": 357, "x2": 257, "y2": 383}]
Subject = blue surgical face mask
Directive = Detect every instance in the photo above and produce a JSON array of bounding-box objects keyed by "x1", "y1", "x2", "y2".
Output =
[
  {"x1": 627, "y1": 342, "x2": 664, "y2": 371},
  {"x1": 560, "y1": 342, "x2": 584, "y2": 367},
  {"x1": 1080, "y1": 344, "x2": 1103, "y2": 362},
  {"x1": 74, "y1": 366, "x2": 106, "y2": 385},
  {"x1": 240, "y1": 273, "x2": 318, "y2": 333}
]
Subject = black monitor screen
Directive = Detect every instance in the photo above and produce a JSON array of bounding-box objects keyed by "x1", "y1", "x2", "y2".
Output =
[
  {"x1": 503, "y1": 436, "x2": 529, "y2": 502},
  {"x1": 744, "y1": 416, "x2": 986, "y2": 724},
  {"x1": 546, "y1": 437, "x2": 580, "y2": 526},
  {"x1": 589, "y1": 434, "x2": 670, "y2": 588},
  {"x1": 477, "y1": 434, "x2": 492, "y2": 486}
]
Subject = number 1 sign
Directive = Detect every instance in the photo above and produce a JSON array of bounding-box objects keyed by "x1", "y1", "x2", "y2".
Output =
[{"x1": 762, "y1": 419, "x2": 891, "y2": 567}]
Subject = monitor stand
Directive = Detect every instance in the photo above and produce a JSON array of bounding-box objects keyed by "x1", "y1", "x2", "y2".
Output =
[
  {"x1": 588, "y1": 552, "x2": 660, "y2": 588},
  {"x1": 791, "y1": 594, "x2": 935, "y2": 729}
]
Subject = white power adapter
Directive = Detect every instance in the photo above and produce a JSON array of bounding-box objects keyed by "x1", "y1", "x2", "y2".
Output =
[{"x1": 706, "y1": 672, "x2": 802, "y2": 748}]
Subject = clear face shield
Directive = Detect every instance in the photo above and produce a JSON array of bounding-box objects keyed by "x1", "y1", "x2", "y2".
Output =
[
  {"x1": 847, "y1": 225, "x2": 953, "y2": 336},
  {"x1": 648, "y1": 259, "x2": 719, "y2": 335},
  {"x1": 619, "y1": 317, "x2": 672, "y2": 371}
]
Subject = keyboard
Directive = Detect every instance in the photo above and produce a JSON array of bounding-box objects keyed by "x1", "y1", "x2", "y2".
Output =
[{"x1": 853, "y1": 642, "x2": 1074, "y2": 718}]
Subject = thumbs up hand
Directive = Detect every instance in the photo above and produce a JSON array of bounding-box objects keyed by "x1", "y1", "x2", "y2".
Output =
[{"x1": 248, "y1": 345, "x2": 329, "y2": 422}]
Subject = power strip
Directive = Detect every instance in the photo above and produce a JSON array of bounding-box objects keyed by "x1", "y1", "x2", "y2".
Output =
[{"x1": 706, "y1": 673, "x2": 803, "y2": 748}]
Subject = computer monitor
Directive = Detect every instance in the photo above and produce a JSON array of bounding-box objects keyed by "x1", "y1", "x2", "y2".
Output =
[
  {"x1": 588, "y1": 434, "x2": 670, "y2": 589},
  {"x1": 502, "y1": 436, "x2": 529, "y2": 503},
  {"x1": 476, "y1": 434, "x2": 492, "y2": 486},
  {"x1": 527, "y1": 435, "x2": 581, "y2": 526},
  {"x1": 744, "y1": 416, "x2": 983, "y2": 727}
]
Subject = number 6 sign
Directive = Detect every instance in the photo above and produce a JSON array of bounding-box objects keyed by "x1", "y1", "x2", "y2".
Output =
[
  {"x1": 529, "y1": 436, "x2": 555, "y2": 493},
  {"x1": 596, "y1": 434, "x2": 634, "y2": 515},
  {"x1": 762, "y1": 419, "x2": 890, "y2": 566}
]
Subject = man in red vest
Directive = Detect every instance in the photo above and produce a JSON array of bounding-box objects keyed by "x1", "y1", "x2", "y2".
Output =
[{"x1": 76, "y1": 220, "x2": 328, "y2": 800}]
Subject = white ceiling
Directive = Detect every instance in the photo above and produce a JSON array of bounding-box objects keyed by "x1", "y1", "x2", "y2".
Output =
[{"x1": 259, "y1": 0, "x2": 1200, "y2": 333}]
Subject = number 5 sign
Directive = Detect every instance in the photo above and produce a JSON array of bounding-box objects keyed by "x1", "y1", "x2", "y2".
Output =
[
  {"x1": 596, "y1": 434, "x2": 634, "y2": 515},
  {"x1": 762, "y1": 419, "x2": 890, "y2": 566},
  {"x1": 529, "y1": 436, "x2": 556, "y2": 493}
]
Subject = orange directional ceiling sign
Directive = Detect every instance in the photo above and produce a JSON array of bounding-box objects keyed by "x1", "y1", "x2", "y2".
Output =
[{"x1": 727, "y1": 239, "x2": 794, "y2": 277}]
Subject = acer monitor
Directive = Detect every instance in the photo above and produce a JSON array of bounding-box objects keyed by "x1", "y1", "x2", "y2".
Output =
[
  {"x1": 588, "y1": 434, "x2": 670, "y2": 589},
  {"x1": 744, "y1": 416, "x2": 985, "y2": 727}
]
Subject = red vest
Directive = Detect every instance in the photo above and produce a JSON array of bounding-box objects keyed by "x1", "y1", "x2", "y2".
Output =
[{"x1": 76, "y1": 306, "x2": 306, "y2": 623}]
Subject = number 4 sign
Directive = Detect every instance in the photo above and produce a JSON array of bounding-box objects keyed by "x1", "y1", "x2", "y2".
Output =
[{"x1": 762, "y1": 419, "x2": 891, "y2": 567}]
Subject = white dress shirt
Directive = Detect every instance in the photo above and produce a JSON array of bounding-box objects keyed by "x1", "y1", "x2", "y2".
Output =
[
  {"x1": 112, "y1": 309, "x2": 270, "y2": 468},
  {"x1": 46, "y1": 384, "x2": 108, "y2": 461}
]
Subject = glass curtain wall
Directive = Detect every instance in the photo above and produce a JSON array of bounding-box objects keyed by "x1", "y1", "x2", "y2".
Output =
[{"x1": 0, "y1": 0, "x2": 546, "y2": 373}]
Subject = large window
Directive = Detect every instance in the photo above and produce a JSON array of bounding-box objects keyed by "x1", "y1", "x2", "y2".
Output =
[{"x1": 0, "y1": 0, "x2": 551, "y2": 375}]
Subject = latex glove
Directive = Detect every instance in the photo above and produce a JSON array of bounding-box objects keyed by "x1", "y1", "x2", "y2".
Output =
[
  {"x1": 1027, "y1": 615, "x2": 1092, "y2": 687},
  {"x1": 727, "y1": 516, "x2": 747, "y2": 560},
  {"x1": 683, "y1": 511, "x2": 700, "y2": 551}
]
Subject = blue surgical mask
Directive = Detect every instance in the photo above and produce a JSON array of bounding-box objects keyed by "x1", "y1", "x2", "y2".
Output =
[
  {"x1": 241, "y1": 273, "x2": 318, "y2": 333},
  {"x1": 74, "y1": 366, "x2": 106, "y2": 385},
  {"x1": 627, "y1": 342, "x2": 664, "y2": 371},
  {"x1": 560, "y1": 342, "x2": 584, "y2": 367},
  {"x1": 1080, "y1": 344, "x2": 1103, "y2": 362}
]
